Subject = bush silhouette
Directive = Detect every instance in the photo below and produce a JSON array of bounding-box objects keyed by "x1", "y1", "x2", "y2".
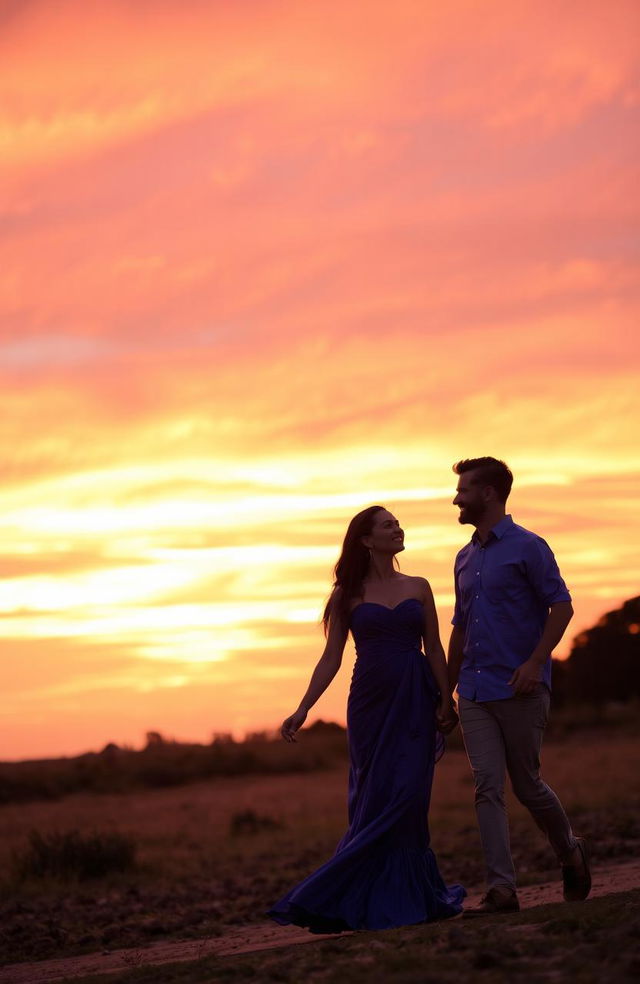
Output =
[
  {"x1": 229, "y1": 809, "x2": 282, "y2": 836},
  {"x1": 14, "y1": 829, "x2": 136, "y2": 881},
  {"x1": 561, "y1": 595, "x2": 640, "y2": 704}
]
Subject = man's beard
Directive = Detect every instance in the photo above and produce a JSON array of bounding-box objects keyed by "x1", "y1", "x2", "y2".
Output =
[{"x1": 458, "y1": 503, "x2": 485, "y2": 525}]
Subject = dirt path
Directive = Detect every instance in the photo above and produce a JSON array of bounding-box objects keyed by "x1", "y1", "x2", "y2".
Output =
[{"x1": 2, "y1": 858, "x2": 639, "y2": 984}]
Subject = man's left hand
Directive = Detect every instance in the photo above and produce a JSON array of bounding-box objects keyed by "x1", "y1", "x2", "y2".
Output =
[
  {"x1": 508, "y1": 657, "x2": 543, "y2": 696},
  {"x1": 436, "y1": 699, "x2": 459, "y2": 735}
]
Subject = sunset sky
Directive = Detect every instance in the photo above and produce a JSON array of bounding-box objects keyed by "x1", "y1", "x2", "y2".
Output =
[{"x1": 1, "y1": 0, "x2": 639, "y2": 761}]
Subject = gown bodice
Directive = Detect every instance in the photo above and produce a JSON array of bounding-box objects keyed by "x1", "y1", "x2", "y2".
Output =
[
  {"x1": 350, "y1": 597, "x2": 424, "y2": 654},
  {"x1": 349, "y1": 598, "x2": 438, "y2": 703}
]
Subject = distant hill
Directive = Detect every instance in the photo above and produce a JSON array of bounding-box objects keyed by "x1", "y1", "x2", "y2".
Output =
[{"x1": 553, "y1": 595, "x2": 640, "y2": 705}]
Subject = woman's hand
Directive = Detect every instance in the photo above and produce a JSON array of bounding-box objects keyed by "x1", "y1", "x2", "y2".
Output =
[
  {"x1": 281, "y1": 707, "x2": 308, "y2": 743},
  {"x1": 436, "y1": 699, "x2": 459, "y2": 736}
]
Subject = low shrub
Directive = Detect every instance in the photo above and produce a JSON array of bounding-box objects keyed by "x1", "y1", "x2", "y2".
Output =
[
  {"x1": 13, "y1": 828, "x2": 137, "y2": 881},
  {"x1": 229, "y1": 810, "x2": 282, "y2": 836}
]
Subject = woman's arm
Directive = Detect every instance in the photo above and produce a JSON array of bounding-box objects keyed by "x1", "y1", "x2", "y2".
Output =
[
  {"x1": 421, "y1": 579, "x2": 458, "y2": 735},
  {"x1": 281, "y1": 592, "x2": 349, "y2": 743}
]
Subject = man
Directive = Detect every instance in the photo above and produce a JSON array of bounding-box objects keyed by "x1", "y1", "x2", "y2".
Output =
[{"x1": 448, "y1": 456, "x2": 590, "y2": 916}]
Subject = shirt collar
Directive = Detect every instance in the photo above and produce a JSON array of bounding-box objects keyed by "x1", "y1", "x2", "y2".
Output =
[{"x1": 471, "y1": 514, "x2": 514, "y2": 545}]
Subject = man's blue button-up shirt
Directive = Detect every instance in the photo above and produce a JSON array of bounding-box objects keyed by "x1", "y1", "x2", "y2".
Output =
[{"x1": 452, "y1": 515, "x2": 571, "y2": 701}]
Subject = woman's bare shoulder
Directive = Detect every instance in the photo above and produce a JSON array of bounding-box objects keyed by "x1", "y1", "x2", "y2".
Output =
[
  {"x1": 398, "y1": 573, "x2": 430, "y2": 586},
  {"x1": 403, "y1": 574, "x2": 433, "y2": 598}
]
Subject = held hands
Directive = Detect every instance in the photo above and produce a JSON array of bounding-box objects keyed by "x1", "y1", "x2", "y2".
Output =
[
  {"x1": 281, "y1": 707, "x2": 307, "y2": 743},
  {"x1": 436, "y1": 698, "x2": 459, "y2": 735},
  {"x1": 508, "y1": 657, "x2": 543, "y2": 696}
]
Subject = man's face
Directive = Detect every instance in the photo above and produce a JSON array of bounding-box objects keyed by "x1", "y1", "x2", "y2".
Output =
[{"x1": 453, "y1": 470, "x2": 487, "y2": 526}]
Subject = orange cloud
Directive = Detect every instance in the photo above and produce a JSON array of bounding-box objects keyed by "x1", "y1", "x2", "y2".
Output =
[{"x1": 1, "y1": 0, "x2": 638, "y2": 759}]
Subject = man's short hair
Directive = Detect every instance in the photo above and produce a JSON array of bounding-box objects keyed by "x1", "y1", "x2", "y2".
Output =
[{"x1": 453, "y1": 457, "x2": 513, "y2": 503}]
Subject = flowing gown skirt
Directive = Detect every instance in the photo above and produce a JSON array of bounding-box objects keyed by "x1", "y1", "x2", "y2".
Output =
[{"x1": 268, "y1": 599, "x2": 465, "y2": 932}]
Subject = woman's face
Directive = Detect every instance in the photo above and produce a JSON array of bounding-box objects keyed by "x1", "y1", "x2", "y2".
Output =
[{"x1": 364, "y1": 509, "x2": 405, "y2": 555}]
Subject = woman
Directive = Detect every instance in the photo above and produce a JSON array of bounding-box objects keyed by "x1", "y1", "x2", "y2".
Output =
[{"x1": 268, "y1": 505, "x2": 465, "y2": 932}]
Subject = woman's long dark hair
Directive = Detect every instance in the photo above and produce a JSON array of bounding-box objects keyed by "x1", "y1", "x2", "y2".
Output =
[{"x1": 322, "y1": 505, "x2": 385, "y2": 634}]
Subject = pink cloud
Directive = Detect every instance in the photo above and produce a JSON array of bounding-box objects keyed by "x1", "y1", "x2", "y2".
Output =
[{"x1": 0, "y1": 0, "x2": 638, "y2": 758}]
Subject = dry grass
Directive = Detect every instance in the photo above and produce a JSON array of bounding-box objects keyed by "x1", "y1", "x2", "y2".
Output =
[{"x1": 0, "y1": 726, "x2": 638, "y2": 965}]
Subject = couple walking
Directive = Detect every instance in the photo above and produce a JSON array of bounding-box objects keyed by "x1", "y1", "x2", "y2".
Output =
[{"x1": 268, "y1": 457, "x2": 591, "y2": 931}]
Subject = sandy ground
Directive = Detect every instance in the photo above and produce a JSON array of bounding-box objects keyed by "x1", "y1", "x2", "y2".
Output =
[{"x1": 1, "y1": 858, "x2": 639, "y2": 984}]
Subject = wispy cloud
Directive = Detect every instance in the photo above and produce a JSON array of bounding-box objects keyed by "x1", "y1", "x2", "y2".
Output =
[{"x1": 1, "y1": 0, "x2": 638, "y2": 758}]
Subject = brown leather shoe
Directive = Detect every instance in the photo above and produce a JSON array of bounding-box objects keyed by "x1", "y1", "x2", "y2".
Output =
[
  {"x1": 562, "y1": 837, "x2": 591, "y2": 902},
  {"x1": 463, "y1": 886, "x2": 520, "y2": 918}
]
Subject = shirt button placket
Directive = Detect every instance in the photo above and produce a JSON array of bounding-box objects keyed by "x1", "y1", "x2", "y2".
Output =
[{"x1": 473, "y1": 547, "x2": 484, "y2": 685}]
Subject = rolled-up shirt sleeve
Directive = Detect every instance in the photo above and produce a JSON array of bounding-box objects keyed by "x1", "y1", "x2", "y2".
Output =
[{"x1": 524, "y1": 537, "x2": 572, "y2": 607}]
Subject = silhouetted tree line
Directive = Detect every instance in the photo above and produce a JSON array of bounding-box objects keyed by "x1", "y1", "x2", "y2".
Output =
[
  {"x1": 0, "y1": 721, "x2": 348, "y2": 805},
  {"x1": 0, "y1": 599, "x2": 637, "y2": 804},
  {"x1": 552, "y1": 595, "x2": 640, "y2": 705}
]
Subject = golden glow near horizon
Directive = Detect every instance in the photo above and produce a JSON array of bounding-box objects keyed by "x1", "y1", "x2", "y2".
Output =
[{"x1": 1, "y1": 0, "x2": 639, "y2": 759}]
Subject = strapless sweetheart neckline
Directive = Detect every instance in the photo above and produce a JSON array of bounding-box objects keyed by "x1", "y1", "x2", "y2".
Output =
[{"x1": 351, "y1": 598, "x2": 424, "y2": 615}]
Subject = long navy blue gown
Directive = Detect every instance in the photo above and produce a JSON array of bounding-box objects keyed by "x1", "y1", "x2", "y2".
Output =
[{"x1": 268, "y1": 598, "x2": 465, "y2": 932}]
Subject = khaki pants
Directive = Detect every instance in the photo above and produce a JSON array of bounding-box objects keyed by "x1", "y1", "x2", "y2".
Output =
[{"x1": 459, "y1": 689, "x2": 577, "y2": 892}]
